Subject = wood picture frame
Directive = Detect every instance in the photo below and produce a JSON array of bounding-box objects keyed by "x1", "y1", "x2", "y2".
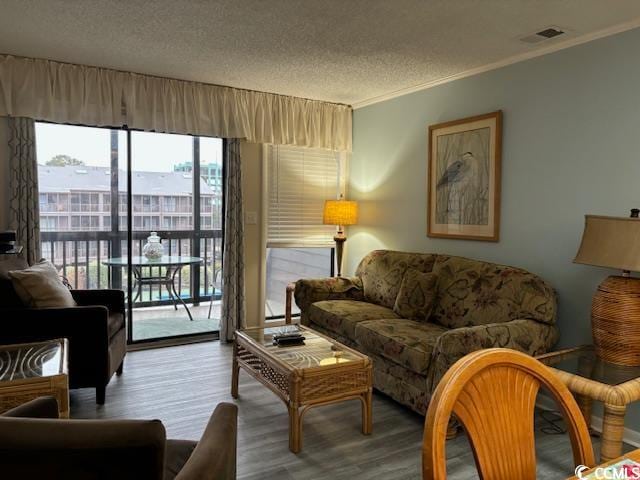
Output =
[{"x1": 427, "y1": 110, "x2": 502, "y2": 241}]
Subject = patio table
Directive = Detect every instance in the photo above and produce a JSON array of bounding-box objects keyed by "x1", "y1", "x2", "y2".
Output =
[{"x1": 103, "y1": 256, "x2": 203, "y2": 321}]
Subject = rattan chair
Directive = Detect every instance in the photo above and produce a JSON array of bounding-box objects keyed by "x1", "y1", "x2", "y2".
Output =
[{"x1": 422, "y1": 348, "x2": 595, "y2": 479}]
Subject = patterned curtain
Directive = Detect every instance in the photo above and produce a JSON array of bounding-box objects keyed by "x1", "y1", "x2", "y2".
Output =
[
  {"x1": 221, "y1": 139, "x2": 245, "y2": 342},
  {"x1": 8, "y1": 117, "x2": 40, "y2": 265}
]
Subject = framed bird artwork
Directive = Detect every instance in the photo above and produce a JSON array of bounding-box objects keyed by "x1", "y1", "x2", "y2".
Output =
[{"x1": 427, "y1": 110, "x2": 502, "y2": 241}]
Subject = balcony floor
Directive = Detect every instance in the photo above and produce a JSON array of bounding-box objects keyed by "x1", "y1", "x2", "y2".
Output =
[{"x1": 132, "y1": 302, "x2": 220, "y2": 341}]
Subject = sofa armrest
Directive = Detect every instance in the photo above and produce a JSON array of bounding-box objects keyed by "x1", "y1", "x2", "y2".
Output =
[
  {"x1": 71, "y1": 289, "x2": 125, "y2": 314},
  {"x1": 294, "y1": 276, "x2": 364, "y2": 315},
  {"x1": 175, "y1": 402, "x2": 238, "y2": 480},
  {"x1": 428, "y1": 319, "x2": 559, "y2": 391}
]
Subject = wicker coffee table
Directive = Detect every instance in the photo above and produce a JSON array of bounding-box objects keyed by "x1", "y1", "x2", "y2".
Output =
[
  {"x1": 232, "y1": 325, "x2": 372, "y2": 453},
  {"x1": 0, "y1": 338, "x2": 69, "y2": 418}
]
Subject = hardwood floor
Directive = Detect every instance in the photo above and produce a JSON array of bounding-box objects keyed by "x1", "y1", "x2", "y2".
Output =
[{"x1": 72, "y1": 340, "x2": 627, "y2": 479}]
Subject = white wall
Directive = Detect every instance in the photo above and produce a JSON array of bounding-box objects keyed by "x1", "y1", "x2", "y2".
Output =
[{"x1": 241, "y1": 141, "x2": 266, "y2": 328}]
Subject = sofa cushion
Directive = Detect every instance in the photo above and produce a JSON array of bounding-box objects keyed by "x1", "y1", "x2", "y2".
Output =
[
  {"x1": 431, "y1": 255, "x2": 557, "y2": 329},
  {"x1": 8, "y1": 260, "x2": 76, "y2": 308},
  {"x1": 308, "y1": 300, "x2": 400, "y2": 340},
  {"x1": 393, "y1": 270, "x2": 438, "y2": 322},
  {"x1": 355, "y1": 319, "x2": 448, "y2": 375},
  {"x1": 355, "y1": 250, "x2": 437, "y2": 309},
  {"x1": 371, "y1": 354, "x2": 433, "y2": 415}
]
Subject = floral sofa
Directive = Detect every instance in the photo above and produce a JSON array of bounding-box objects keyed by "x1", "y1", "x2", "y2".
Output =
[{"x1": 294, "y1": 250, "x2": 558, "y2": 415}]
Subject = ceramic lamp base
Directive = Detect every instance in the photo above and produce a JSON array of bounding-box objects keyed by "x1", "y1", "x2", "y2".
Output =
[{"x1": 592, "y1": 275, "x2": 640, "y2": 366}]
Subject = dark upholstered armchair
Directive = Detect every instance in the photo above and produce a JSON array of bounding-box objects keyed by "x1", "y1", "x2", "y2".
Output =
[
  {"x1": 0, "y1": 396, "x2": 238, "y2": 479},
  {"x1": 0, "y1": 257, "x2": 126, "y2": 404}
]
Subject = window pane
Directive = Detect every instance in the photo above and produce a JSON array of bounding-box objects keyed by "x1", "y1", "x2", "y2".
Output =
[
  {"x1": 267, "y1": 145, "x2": 341, "y2": 247},
  {"x1": 265, "y1": 247, "x2": 332, "y2": 318},
  {"x1": 131, "y1": 131, "x2": 193, "y2": 232},
  {"x1": 36, "y1": 123, "x2": 118, "y2": 234}
]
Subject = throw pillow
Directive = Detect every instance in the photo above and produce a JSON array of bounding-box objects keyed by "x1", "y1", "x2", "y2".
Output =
[
  {"x1": 8, "y1": 260, "x2": 76, "y2": 308},
  {"x1": 393, "y1": 269, "x2": 438, "y2": 322}
]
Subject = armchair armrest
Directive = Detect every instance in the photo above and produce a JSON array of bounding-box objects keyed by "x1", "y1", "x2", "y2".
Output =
[
  {"x1": 428, "y1": 319, "x2": 559, "y2": 391},
  {"x1": 294, "y1": 276, "x2": 364, "y2": 315},
  {"x1": 71, "y1": 289, "x2": 125, "y2": 314},
  {"x1": 175, "y1": 402, "x2": 238, "y2": 480},
  {"x1": 0, "y1": 306, "x2": 110, "y2": 382},
  {"x1": 0, "y1": 416, "x2": 166, "y2": 478},
  {"x1": 1, "y1": 396, "x2": 60, "y2": 419},
  {"x1": 0, "y1": 306, "x2": 109, "y2": 344}
]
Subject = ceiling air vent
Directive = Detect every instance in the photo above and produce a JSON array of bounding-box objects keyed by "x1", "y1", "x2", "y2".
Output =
[{"x1": 520, "y1": 26, "x2": 567, "y2": 44}]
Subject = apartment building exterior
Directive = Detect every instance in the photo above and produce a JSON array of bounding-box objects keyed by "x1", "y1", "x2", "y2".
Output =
[{"x1": 38, "y1": 165, "x2": 220, "y2": 232}]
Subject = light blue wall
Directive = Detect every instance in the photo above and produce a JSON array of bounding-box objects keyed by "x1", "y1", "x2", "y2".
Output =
[{"x1": 348, "y1": 26, "x2": 640, "y2": 419}]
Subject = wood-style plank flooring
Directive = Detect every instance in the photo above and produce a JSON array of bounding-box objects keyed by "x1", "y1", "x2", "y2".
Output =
[{"x1": 72, "y1": 340, "x2": 628, "y2": 479}]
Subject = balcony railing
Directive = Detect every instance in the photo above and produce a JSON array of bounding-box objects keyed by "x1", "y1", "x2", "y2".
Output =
[{"x1": 40, "y1": 229, "x2": 223, "y2": 308}]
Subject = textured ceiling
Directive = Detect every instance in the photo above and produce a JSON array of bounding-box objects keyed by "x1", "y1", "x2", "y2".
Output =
[{"x1": 1, "y1": 0, "x2": 640, "y2": 106}]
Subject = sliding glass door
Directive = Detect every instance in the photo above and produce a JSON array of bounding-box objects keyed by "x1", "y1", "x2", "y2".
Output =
[
  {"x1": 127, "y1": 131, "x2": 223, "y2": 341},
  {"x1": 36, "y1": 122, "x2": 224, "y2": 344}
]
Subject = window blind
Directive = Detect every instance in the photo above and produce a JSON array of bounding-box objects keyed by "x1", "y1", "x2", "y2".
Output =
[{"x1": 267, "y1": 145, "x2": 341, "y2": 247}]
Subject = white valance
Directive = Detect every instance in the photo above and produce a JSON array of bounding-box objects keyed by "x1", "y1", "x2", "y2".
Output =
[{"x1": 0, "y1": 55, "x2": 352, "y2": 151}]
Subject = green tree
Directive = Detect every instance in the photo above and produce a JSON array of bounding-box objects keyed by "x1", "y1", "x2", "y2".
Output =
[{"x1": 46, "y1": 154, "x2": 84, "y2": 166}]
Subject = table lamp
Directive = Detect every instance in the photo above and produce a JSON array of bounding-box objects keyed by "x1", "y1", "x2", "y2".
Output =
[
  {"x1": 323, "y1": 196, "x2": 358, "y2": 277},
  {"x1": 574, "y1": 210, "x2": 640, "y2": 366}
]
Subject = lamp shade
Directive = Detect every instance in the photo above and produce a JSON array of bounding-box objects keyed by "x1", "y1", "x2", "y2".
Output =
[
  {"x1": 323, "y1": 199, "x2": 358, "y2": 226},
  {"x1": 574, "y1": 215, "x2": 640, "y2": 272}
]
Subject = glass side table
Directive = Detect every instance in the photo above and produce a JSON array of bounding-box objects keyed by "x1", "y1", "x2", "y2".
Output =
[
  {"x1": 537, "y1": 345, "x2": 640, "y2": 462},
  {"x1": 0, "y1": 338, "x2": 69, "y2": 418}
]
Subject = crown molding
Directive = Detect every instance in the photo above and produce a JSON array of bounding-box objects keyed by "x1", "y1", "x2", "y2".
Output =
[{"x1": 352, "y1": 18, "x2": 640, "y2": 110}]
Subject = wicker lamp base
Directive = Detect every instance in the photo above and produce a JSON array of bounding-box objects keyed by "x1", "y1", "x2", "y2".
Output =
[{"x1": 592, "y1": 275, "x2": 640, "y2": 366}]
